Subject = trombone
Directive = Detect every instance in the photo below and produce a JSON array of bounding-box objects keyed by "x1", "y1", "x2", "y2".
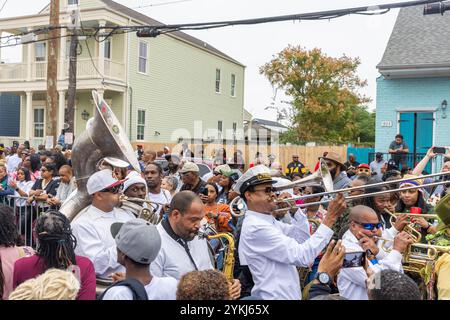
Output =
[{"x1": 273, "y1": 171, "x2": 450, "y2": 212}]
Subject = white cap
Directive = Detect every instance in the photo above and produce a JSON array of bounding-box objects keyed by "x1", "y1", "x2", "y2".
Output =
[
  {"x1": 87, "y1": 169, "x2": 125, "y2": 195},
  {"x1": 233, "y1": 165, "x2": 275, "y2": 195},
  {"x1": 102, "y1": 157, "x2": 130, "y2": 168}
]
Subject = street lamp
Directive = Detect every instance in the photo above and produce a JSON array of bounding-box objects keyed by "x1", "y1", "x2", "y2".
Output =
[
  {"x1": 441, "y1": 100, "x2": 447, "y2": 119},
  {"x1": 81, "y1": 110, "x2": 90, "y2": 121}
]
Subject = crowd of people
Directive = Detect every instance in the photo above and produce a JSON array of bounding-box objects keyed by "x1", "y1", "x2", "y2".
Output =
[{"x1": 0, "y1": 138, "x2": 449, "y2": 301}]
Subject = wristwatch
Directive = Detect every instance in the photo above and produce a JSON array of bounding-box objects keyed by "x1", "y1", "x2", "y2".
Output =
[{"x1": 316, "y1": 272, "x2": 332, "y2": 286}]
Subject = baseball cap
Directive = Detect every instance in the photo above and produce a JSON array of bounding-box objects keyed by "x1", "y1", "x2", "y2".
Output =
[
  {"x1": 214, "y1": 164, "x2": 232, "y2": 174},
  {"x1": 233, "y1": 165, "x2": 276, "y2": 195},
  {"x1": 179, "y1": 161, "x2": 199, "y2": 173},
  {"x1": 110, "y1": 218, "x2": 161, "y2": 264},
  {"x1": 86, "y1": 169, "x2": 126, "y2": 195}
]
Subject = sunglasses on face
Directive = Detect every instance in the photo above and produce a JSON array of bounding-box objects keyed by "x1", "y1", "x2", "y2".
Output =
[
  {"x1": 252, "y1": 186, "x2": 277, "y2": 195},
  {"x1": 354, "y1": 221, "x2": 383, "y2": 231},
  {"x1": 100, "y1": 184, "x2": 123, "y2": 194},
  {"x1": 358, "y1": 169, "x2": 370, "y2": 173}
]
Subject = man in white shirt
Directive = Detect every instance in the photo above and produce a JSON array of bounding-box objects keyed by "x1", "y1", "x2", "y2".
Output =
[
  {"x1": 101, "y1": 218, "x2": 177, "y2": 300},
  {"x1": 144, "y1": 162, "x2": 172, "y2": 219},
  {"x1": 6, "y1": 144, "x2": 24, "y2": 175},
  {"x1": 71, "y1": 169, "x2": 135, "y2": 279},
  {"x1": 47, "y1": 165, "x2": 77, "y2": 207},
  {"x1": 151, "y1": 190, "x2": 241, "y2": 299},
  {"x1": 337, "y1": 205, "x2": 414, "y2": 300},
  {"x1": 370, "y1": 153, "x2": 387, "y2": 182},
  {"x1": 237, "y1": 165, "x2": 347, "y2": 300}
]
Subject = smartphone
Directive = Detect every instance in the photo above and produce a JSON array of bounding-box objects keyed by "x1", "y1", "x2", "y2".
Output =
[
  {"x1": 342, "y1": 251, "x2": 366, "y2": 268},
  {"x1": 199, "y1": 187, "x2": 209, "y2": 196},
  {"x1": 433, "y1": 147, "x2": 447, "y2": 154}
]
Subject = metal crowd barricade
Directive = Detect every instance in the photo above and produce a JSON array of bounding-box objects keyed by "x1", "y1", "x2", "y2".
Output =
[{"x1": 1, "y1": 195, "x2": 60, "y2": 248}]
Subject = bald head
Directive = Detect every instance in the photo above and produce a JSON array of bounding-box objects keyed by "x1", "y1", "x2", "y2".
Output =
[{"x1": 349, "y1": 205, "x2": 378, "y2": 222}]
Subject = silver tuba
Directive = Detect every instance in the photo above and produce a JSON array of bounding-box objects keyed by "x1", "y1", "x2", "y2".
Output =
[{"x1": 60, "y1": 90, "x2": 141, "y2": 221}]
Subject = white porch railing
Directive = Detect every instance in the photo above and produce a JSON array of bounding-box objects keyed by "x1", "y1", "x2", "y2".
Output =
[
  {"x1": 0, "y1": 63, "x2": 27, "y2": 81},
  {"x1": 0, "y1": 59, "x2": 125, "y2": 82}
]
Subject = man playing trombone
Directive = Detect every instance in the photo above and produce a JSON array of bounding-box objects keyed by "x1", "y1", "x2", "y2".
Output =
[{"x1": 236, "y1": 165, "x2": 347, "y2": 300}]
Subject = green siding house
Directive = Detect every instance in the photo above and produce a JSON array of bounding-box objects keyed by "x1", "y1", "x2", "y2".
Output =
[{"x1": 0, "y1": 0, "x2": 245, "y2": 147}]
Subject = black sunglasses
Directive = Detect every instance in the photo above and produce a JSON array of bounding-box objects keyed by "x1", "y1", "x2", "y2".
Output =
[
  {"x1": 252, "y1": 186, "x2": 277, "y2": 194},
  {"x1": 100, "y1": 184, "x2": 123, "y2": 194}
]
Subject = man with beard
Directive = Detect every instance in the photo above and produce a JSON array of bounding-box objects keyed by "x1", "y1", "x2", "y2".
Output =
[
  {"x1": 337, "y1": 205, "x2": 414, "y2": 300},
  {"x1": 151, "y1": 191, "x2": 241, "y2": 299},
  {"x1": 144, "y1": 162, "x2": 172, "y2": 219},
  {"x1": 321, "y1": 152, "x2": 352, "y2": 190}
]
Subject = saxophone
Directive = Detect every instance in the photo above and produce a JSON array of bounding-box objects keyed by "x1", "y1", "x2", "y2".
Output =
[{"x1": 198, "y1": 224, "x2": 235, "y2": 282}]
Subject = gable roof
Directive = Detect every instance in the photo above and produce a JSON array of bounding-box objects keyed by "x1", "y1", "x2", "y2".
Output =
[
  {"x1": 252, "y1": 118, "x2": 288, "y2": 129},
  {"x1": 100, "y1": 0, "x2": 244, "y2": 67},
  {"x1": 378, "y1": 5, "x2": 450, "y2": 70}
]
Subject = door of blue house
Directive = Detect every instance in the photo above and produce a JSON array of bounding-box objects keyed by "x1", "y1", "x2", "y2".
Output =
[{"x1": 398, "y1": 112, "x2": 433, "y2": 173}]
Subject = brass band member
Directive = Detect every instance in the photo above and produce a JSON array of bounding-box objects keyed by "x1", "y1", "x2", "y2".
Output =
[{"x1": 237, "y1": 165, "x2": 347, "y2": 300}]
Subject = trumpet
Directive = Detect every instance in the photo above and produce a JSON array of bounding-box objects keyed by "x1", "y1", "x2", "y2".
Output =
[{"x1": 383, "y1": 209, "x2": 422, "y2": 243}]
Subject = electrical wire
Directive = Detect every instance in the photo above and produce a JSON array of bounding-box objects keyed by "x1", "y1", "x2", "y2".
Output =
[
  {"x1": 132, "y1": 0, "x2": 194, "y2": 9},
  {"x1": 0, "y1": 0, "x2": 444, "y2": 46},
  {"x1": 0, "y1": 0, "x2": 8, "y2": 13}
]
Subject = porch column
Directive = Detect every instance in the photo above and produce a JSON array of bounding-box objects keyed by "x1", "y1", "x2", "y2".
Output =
[
  {"x1": 58, "y1": 90, "x2": 66, "y2": 134},
  {"x1": 96, "y1": 89, "x2": 104, "y2": 101},
  {"x1": 27, "y1": 27, "x2": 33, "y2": 81},
  {"x1": 0, "y1": 30, "x2": 2, "y2": 63},
  {"x1": 98, "y1": 20, "x2": 106, "y2": 76},
  {"x1": 25, "y1": 91, "x2": 33, "y2": 141}
]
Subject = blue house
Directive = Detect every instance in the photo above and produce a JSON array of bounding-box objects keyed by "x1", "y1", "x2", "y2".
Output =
[{"x1": 376, "y1": 5, "x2": 450, "y2": 173}]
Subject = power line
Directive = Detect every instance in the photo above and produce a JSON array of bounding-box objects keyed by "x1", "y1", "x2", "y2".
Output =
[
  {"x1": 0, "y1": 0, "x2": 444, "y2": 46},
  {"x1": 132, "y1": 0, "x2": 194, "y2": 9},
  {"x1": 0, "y1": 0, "x2": 8, "y2": 13}
]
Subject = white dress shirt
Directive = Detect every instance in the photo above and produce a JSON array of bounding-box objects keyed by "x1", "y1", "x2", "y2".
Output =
[
  {"x1": 71, "y1": 205, "x2": 135, "y2": 278},
  {"x1": 151, "y1": 222, "x2": 214, "y2": 280},
  {"x1": 337, "y1": 229, "x2": 403, "y2": 300},
  {"x1": 239, "y1": 209, "x2": 333, "y2": 300}
]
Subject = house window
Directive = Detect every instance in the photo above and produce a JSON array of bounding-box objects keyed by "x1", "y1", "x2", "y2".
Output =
[
  {"x1": 68, "y1": 0, "x2": 78, "y2": 5},
  {"x1": 137, "y1": 109, "x2": 145, "y2": 140},
  {"x1": 104, "y1": 39, "x2": 111, "y2": 59},
  {"x1": 34, "y1": 108, "x2": 44, "y2": 138},
  {"x1": 138, "y1": 41, "x2": 148, "y2": 74},
  {"x1": 231, "y1": 74, "x2": 236, "y2": 97},
  {"x1": 218, "y1": 120, "x2": 223, "y2": 139},
  {"x1": 35, "y1": 43, "x2": 46, "y2": 62},
  {"x1": 215, "y1": 69, "x2": 221, "y2": 93}
]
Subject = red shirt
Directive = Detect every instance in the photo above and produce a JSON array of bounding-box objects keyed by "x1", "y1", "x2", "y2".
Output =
[{"x1": 13, "y1": 255, "x2": 96, "y2": 300}]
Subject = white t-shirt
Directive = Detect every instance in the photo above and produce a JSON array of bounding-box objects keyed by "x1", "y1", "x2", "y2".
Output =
[
  {"x1": 101, "y1": 276, "x2": 177, "y2": 300},
  {"x1": 148, "y1": 189, "x2": 172, "y2": 216}
]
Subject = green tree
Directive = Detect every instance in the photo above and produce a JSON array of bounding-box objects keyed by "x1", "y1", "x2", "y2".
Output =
[{"x1": 260, "y1": 45, "x2": 372, "y2": 144}]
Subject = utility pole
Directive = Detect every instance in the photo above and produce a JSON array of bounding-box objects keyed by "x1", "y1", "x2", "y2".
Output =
[
  {"x1": 66, "y1": 6, "x2": 79, "y2": 141},
  {"x1": 46, "y1": 0, "x2": 60, "y2": 147}
]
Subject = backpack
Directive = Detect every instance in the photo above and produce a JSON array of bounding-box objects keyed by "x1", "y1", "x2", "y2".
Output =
[{"x1": 99, "y1": 278, "x2": 148, "y2": 300}]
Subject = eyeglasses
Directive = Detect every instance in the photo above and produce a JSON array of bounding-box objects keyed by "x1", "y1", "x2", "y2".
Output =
[
  {"x1": 252, "y1": 186, "x2": 277, "y2": 194},
  {"x1": 99, "y1": 184, "x2": 123, "y2": 194},
  {"x1": 358, "y1": 169, "x2": 370, "y2": 173},
  {"x1": 353, "y1": 221, "x2": 383, "y2": 231}
]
